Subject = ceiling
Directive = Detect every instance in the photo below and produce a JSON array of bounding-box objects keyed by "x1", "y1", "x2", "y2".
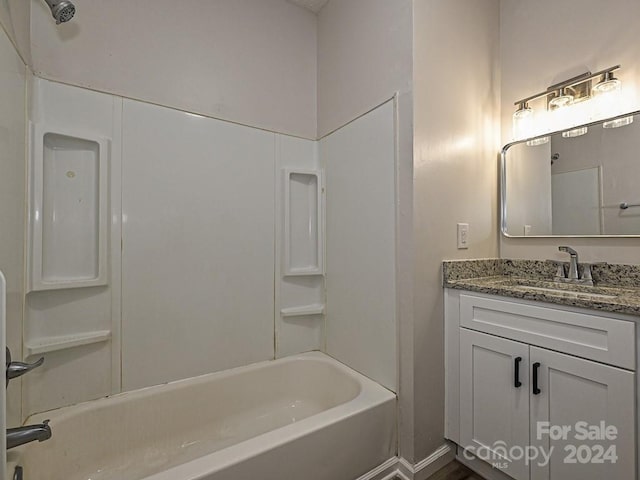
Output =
[{"x1": 286, "y1": 0, "x2": 330, "y2": 14}]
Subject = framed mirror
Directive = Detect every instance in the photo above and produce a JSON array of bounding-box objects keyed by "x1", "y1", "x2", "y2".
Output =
[{"x1": 501, "y1": 110, "x2": 640, "y2": 237}]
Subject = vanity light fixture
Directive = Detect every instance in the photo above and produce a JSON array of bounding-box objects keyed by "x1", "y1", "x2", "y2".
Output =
[{"x1": 513, "y1": 65, "x2": 622, "y2": 141}]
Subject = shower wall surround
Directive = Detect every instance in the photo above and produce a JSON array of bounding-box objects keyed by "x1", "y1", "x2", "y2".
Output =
[
  {"x1": 121, "y1": 100, "x2": 277, "y2": 391},
  {"x1": 24, "y1": 79, "x2": 123, "y2": 416},
  {"x1": 0, "y1": 20, "x2": 27, "y2": 430},
  {"x1": 275, "y1": 136, "x2": 325, "y2": 359},
  {"x1": 22, "y1": 77, "x2": 397, "y2": 416},
  {"x1": 323, "y1": 99, "x2": 397, "y2": 392}
]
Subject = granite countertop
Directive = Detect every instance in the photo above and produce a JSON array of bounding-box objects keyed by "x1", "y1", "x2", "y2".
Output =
[{"x1": 443, "y1": 259, "x2": 640, "y2": 317}]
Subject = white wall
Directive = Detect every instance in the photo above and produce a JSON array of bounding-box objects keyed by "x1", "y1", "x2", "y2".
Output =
[
  {"x1": 317, "y1": 0, "x2": 412, "y2": 137},
  {"x1": 413, "y1": 0, "x2": 500, "y2": 461},
  {"x1": 323, "y1": 99, "x2": 397, "y2": 392},
  {"x1": 29, "y1": 0, "x2": 317, "y2": 139},
  {"x1": 0, "y1": 20, "x2": 26, "y2": 428},
  {"x1": 121, "y1": 100, "x2": 277, "y2": 390},
  {"x1": 500, "y1": 0, "x2": 640, "y2": 264}
]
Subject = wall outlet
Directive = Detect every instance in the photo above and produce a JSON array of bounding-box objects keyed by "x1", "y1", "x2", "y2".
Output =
[
  {"x1": 524, "y1": 225, "x2": 532, "y2": 236},
  {"x1": 457, "y1": 223, "x2": 469, "y2": 249}
]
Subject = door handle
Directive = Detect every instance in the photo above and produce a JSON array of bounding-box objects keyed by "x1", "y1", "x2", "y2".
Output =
[
  {"x1": 514, "y1": 357, "x2": 522, "y2": 388},
  {"x1": 532, "y1": 362, "x2": 541, "y2": 395}
]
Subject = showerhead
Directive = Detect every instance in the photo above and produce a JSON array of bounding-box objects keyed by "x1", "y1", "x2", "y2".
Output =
[{"x1": 44, "y1": 0, "x2": 76, "y2": 24}]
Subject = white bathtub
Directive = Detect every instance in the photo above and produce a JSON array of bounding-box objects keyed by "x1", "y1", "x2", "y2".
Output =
[{"x1": 8, "y1": 352, "x2": 396, "y2": 480}]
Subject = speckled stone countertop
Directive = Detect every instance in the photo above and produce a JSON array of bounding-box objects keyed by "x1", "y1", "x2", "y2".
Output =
[{"x1": 443, "y1": 259, "x2": 640, "y2": 317}]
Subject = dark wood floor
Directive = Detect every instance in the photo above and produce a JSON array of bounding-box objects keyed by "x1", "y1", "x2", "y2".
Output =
[
  {"x1": 388, "y1": 460, "x2": 485, "y2": 480},
  {"x1": 425, "y1": 461, "x2": 485, "y2": 480}
]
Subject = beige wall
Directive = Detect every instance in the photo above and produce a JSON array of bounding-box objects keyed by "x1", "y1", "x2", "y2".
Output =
[
  {"x1": 317, "y1": 0, "x2": 412, "y2": 137},
  {"x1": 500, "y1": 0, "x2": 640, "y2": 264},
  {"x1": 413, "y1": 0, "x2": 500, "y2": 461},
  {"x1": 29, "y1": 0, "x2": 317, "y2": 139},
  {"x1": 0, "y1": 19, "x2": 26, "y2": 428},
  {"x1": 0, "y1": 0, "x2": 30, "y2": 63}
]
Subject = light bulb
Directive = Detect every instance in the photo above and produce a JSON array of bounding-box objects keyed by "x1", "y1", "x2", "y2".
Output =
[
  {"x1": 549, "y1": 90, "x2": 574, "y2": 110},
  {"x1": 593, "y1": 72, "x2": 621, "y2": 95},
  {"x1": 513, "y1": 103, "x2": 533, "y2": 139},
  {"x1": 593, "y1": 71, "x2": 623, "y2": 119}
]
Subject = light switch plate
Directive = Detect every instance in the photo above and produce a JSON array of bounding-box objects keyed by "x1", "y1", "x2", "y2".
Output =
[{"x1": 457, "y1": 223, "x2": 469, "y2": 249}]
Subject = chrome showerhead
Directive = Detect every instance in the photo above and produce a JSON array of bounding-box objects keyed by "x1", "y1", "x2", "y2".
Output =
[{"x1": 44, "y1": 0, "x2": 76, "y2": 24}]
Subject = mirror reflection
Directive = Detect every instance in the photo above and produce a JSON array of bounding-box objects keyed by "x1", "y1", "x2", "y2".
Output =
[{"x1": 502, "y1": 112, "x2": 640, "y2": 237}]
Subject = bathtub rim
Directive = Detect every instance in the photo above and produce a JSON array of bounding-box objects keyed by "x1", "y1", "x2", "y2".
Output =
[
  {"x1": 11, "y1": 351, "x2": 397, "y2": 480},
  {"x1": 24, "y1": 351, "x2": 393, "y2": 423}
]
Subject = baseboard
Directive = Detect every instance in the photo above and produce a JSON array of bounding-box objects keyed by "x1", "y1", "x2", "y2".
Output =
[
  {"x1": 356, "y1": 457, "x2": 402, "y2": 480},
  {"x1": 358, "y1": 443, "x2": 456, "y2": 480},
  {"x1": 397, "y1": 443, "x2": 456, "y2": 480}
]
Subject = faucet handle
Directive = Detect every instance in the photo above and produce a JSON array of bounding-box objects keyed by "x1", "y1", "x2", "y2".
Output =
[
  {"x1": 6, "y1": 347, "x2": 45, "y2": 387},
  {"x1": 545, "y1": 260, "x2": 566, "y2": 279},
  {"x1": 559, "y1": 246, "x2": 578, "y2": 256},
  {"x1": 580, "y1": 262, "x2": 607, "y2": 284}
]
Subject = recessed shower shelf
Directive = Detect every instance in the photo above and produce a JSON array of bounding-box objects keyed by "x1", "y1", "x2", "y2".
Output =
[
  {"x1": 25, "y1": 330, "x2": 111, "y2": 356},
  {"x1": 28, "y1": 123, "x2": 110, "y2": 292},
  {"x1": 283, "y1": 169, "x2": 324, "y2": 277},
  {"x1": 280, "y1": 304, "x2": 325, "y2": 317}
]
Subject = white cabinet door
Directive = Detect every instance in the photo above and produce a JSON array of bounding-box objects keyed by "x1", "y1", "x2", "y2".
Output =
[
  {"x1": 460, "y1": 328, "x2": 531, "y2": 480},
  {"x1": 530, "y1": 346, "x2": 635, "y2": 480}
]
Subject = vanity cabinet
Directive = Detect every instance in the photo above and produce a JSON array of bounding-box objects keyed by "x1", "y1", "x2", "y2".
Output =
[{"x1": 446, "y1": 290, "x2": 637, "y2": 480}]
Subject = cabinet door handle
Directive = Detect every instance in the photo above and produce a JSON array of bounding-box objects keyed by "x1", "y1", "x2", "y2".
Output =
[
  {"x1": 532, "y1": 362, "x2": 541, "y2": 395},
  {"x1": 514, "y1": 356, "x2": 522, "y2": 388}
]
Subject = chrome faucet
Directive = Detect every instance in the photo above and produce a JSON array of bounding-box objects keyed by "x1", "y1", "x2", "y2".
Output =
[
  {"x1": 6, "y1": 420, "x2": 52, "y2": 450},
  {"x1": 5, "y1": 347, "x2": 52, "y2": 450},
  {"x1": 553, "y1": 246, "x2": 602, "y2": 286},
  {"x1": 558, "y1": 246, "x2": 579, "y2": 280},
  {"x1": 6, "y1": 347, "x2": 44, "y2": 388}
]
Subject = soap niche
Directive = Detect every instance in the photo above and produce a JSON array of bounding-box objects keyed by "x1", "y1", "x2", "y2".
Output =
[
  {"x1": 29, "y1": 125, "x2": 110, "y2": 292},
  {"x1": 283, "y1": 169, "x2": 324, "y2": 276}
]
